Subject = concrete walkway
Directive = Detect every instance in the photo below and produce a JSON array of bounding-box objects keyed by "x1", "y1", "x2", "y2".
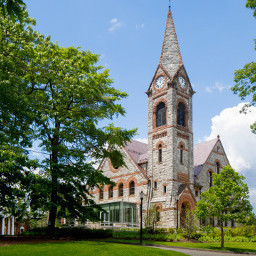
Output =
[{"x1": 147, "y1": 244, "x2": 254, "y2": 256}]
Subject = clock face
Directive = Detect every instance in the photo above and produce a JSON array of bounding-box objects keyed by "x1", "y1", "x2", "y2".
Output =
[
  {"x1": 155, "y1": 75, "x2": 165, "y2": 89},
  {"x1": 178, "y1": 76, "x2": 186, "y2": 88}
]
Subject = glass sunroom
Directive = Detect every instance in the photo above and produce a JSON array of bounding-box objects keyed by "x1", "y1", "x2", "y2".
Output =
[{"x1": 99, "y1": 202, "x2": 137, "y2": 227}]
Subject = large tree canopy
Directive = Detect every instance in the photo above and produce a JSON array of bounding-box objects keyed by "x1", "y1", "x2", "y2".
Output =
[
  {"x1": 196, "y1": 166, "x2": 253, "y2": 248},
  {"x1": 0, "y1": 9, "x2": 136, "y2": 231}
]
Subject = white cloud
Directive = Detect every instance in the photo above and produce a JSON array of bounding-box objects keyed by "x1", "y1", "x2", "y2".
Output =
[
  {"x1": 206, "y1": 103, "x2": 256, "y2": 172},
  {"x1": 109, "y1": 18, "x2": 123, "y2": 32},
  {"x1": 205, "y1": 82, "x2": 229, "y2": 93},
  {"x1": 205, "y1": 86, "x2": 212, "y2": 93},
  {"x1": 215, "y1": 82, "x2": 225, "y2": 93},
  {"x1": 136, "y1": 23, "x2": 145, "y2": 30}
]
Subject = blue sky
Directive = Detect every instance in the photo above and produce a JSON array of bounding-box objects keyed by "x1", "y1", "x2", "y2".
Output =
[
  {"x1": 26, "y1": 0, "x2": 256, "y2": 142},
  {"x1": 26, "y1": 1, "x2": 256, "y2": 210}
]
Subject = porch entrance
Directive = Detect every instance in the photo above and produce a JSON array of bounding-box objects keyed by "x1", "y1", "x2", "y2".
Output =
[{"x1": 180, "y1": 201, "x2": 191, "y2": 227}]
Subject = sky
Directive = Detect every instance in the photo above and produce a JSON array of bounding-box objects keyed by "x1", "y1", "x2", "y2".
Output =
[{"x1": 26, "y1": 0, "x2": 256, "y2": 211}]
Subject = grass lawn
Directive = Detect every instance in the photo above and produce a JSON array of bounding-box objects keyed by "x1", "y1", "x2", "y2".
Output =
[
  {"x1": 106, "y1": 239, "x2": 256, "y2": 253},
  {"x1": 0, "y1": 240, "x2": 189, "y2": 256}
]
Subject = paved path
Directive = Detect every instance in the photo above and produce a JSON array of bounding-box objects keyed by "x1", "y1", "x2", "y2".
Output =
[{"x1": 148, "y1": 245, "x2": 252, "y2": 256}]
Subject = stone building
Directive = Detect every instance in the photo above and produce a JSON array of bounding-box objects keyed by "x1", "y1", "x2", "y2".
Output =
[{"x1": 90, "y1": 6, "x2": 229, "y2": 229}]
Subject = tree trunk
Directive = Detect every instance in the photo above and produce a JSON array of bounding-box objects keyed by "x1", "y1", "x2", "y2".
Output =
[
  {"x1": 48, "y1": 150, "x2": 58, "y2": 237},
  {"x1": 220, "y1": 221, "x2": 224, "y2": 248}
]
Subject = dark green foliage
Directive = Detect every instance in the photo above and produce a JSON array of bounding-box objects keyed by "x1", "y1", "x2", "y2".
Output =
[
  {"x1": 28, "y1": 227, "x2": 113, "y2": 239},
  {"x1": 112, "y1": 230, "x2": 181, "y2": 242},
  {"x1": 0, "y1": 0, "x2": 25, "y2": 21}
]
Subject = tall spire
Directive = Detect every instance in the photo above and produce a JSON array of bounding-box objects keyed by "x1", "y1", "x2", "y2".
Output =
[{"x1": 159, "y1": 6, "x2": 183, "y2": 77}]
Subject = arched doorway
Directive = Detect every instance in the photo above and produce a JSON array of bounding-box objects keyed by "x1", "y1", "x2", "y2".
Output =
[{"x1": 180, "y1": 201, "x2": 191, "y2": 227}]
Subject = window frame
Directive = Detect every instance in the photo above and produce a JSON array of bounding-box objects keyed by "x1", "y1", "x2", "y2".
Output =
[
  {"x1": 118, "y1": 183, "x2": 123, "y2": 197},
  {"x1": 99, "y1": 186, "x2": 104, "y2": 200},
  {"x1": 156, "y1": 102, "x2": 166, "y2": 127},
  {"x1": 177, "y1": 102, "x2": 186, "y2": 127},
  {"x1": 129, "y1": 181, "x2": 135, "y2": 196},
  {"x1": 108, "y1": 185, "x2": 113, "y2": 199}
]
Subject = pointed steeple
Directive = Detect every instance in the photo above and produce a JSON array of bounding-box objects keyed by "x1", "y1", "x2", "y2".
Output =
[{"x1": 159, "y1": 6, "x2": 183, "y2": 78}]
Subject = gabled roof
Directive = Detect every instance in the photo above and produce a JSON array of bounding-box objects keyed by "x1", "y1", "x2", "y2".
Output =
[
  {"x1": 126, "y1": 138, "x2": 220, "y2": 178},
  {"x1": 194, "y1": 138, "x2": 218, "y2": 167},
  {"x1": 125, "y1": 140, "x2": 148, "y2": 164},
  {"x1": 193, "y1": 138, "x2": 218, "y2": 177}
]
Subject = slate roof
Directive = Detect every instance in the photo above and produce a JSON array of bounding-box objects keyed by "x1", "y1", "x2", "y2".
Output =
[
  {"x1": 125, "y1": 140, "x2": 148, "y2": 164},
  {"x1": 193, "y1": 138, "x2": 218, "y2": 177},
  {"x1": 125, "y1": 138, "x2": 218, "y2": 178}
]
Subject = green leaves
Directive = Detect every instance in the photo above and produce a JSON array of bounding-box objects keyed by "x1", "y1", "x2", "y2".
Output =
[
  {"x1": 196, "y1": 166, "x2": 253, "y2": 248},
  {"x1": 0, "y1": 0, "x2": 26, "y2": 21}
]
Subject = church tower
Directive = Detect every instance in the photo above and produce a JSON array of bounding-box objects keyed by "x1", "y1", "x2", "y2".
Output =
[{"x1": 146, "y1": 6, "x2": 195, "y2": 228}]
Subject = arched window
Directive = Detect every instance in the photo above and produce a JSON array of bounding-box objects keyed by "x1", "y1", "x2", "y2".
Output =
[
  {"x1": 216, "y1": 162, "x2": 220, "y2": 174},
  {"x1": 158, "y1": 144, "x2": 162, "y2": 163},
  {"x1": 108, "y1": 185, "x2": 113, "y2": 198},
  {"x1": 129, "y1": 181, "x2": 135, "y2": 195},
  {"x1": 177, "y1": 102, "x2": 186, "y2": 127},
  {"x1": 209, "y1": 172, "x2": 213, "y2": 187},
  {"x1": 156, "y1": 102, "x2": 166, "y2": 127},
  {"x1": 118, "y1": 183, "x2": 123, "y2": 197},
  {"x1": 99, "y1": 186, "x2": 104, "y2": 200},
  {"x1": 180, "y1": 145, "x2": 184, "y2": 164}
]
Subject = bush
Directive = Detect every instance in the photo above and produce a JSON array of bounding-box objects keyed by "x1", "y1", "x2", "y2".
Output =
[
  {"x1": 168, "y1": 228, "x2": 175, "y2": 234},
  {"x1": 191, "y1": 232, "x2": 202, "y2": 240},
  {"x1": 28, "y1": 227, "x2": 113, "y2": 239}
]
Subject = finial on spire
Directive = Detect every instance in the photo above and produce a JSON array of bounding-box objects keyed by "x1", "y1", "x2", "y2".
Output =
[{"x1": 169, "y1": 0, "x2": 171, "y2": 9}]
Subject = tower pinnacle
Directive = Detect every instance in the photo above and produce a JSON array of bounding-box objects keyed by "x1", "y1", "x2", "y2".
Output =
[{"x1": 159, "y1": 6, "x2": 183, "y2": 78}]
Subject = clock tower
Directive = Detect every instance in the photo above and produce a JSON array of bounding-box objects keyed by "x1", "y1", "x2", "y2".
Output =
[{"x1": 146, "y1": 6, "x2": 195, "y2": 228}]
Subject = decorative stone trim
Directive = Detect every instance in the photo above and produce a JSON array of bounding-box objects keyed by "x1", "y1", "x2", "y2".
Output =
[
  {"x1": 177, "y1": 132, "x2": 189, "y2": 140},
  {"x1": 177, "y1": 90, "x2": 189, "y2": 99},
  {"x1": 155, "y1": 140, "x2": 167, "y2": 150},
  {"x1": 178, "y1": 194, "x2": 196, "y2": 211},
  {"x1": 152, "y1": 90, "x2": 167, "y2": 100},
  {"x1": 109, "y1": 160, "x2": 121, "y2": 173},
  {"x1": 153, "y1": 131, "x2": 167, "y2": 140},
  {"x1": 177, "y1": 172, "x2": 189, "y2": 184}
]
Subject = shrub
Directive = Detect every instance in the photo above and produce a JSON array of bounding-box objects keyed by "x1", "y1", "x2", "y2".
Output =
[
  {"x1": 168, "y1": 228, "x2": 175, "y2": 234},
  {"x1": 28, "y1": 227, "x2": 113, "y2": 239}
]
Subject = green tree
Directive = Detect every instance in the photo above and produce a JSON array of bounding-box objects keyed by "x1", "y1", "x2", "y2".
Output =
[
  {"x1": 196, "y1": 166, "x2": 252, "y2": 248},
  {"x1": 0, "y1": 9, "x2": 136, "y2": 233},
  {"x1": 0, "y1": 0, "x2": 25, "y2": 21},
  {"x1": 183, "y1": 209, "x2": 197, "y2": 240},
  {"x1": 144, "y1": 204, "x2": 161, "y2": 232},
  {"x1": 0, "y1": 8, "x2": 42, "y2": 217},
  {"x1": 232, "y1": 1, "x2": 256, "y2": 133}
]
